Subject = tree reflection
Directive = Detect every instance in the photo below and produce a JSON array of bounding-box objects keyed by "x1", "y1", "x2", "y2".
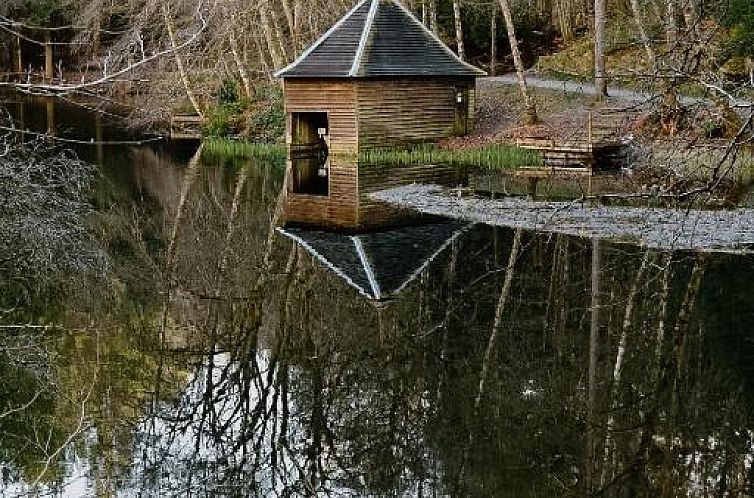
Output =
[{"x1": 3, "y1": 145, "x2": 754, "y2": 496}]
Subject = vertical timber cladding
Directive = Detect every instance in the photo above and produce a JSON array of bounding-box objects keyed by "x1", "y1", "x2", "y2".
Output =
[
  {"x1": 283, "y1": 79, "x2": 359, "y2": 154},
  {"x1": 356, "y1": 77, "x2": 476, "y2": 149}
]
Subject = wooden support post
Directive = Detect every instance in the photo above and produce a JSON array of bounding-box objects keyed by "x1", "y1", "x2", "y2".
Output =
[
  {"x1": 588, "y1": 112, "x2": 594, "y2": 151},
  {"x1": 44, "y1": 32, "x2": 54, "y2": 82},
  {"x1": 46, "y1": 99, "x2": 55, "y2": 137},
  {"x1": 527, "y1": 177, "x2": 539, "y2": 199}
]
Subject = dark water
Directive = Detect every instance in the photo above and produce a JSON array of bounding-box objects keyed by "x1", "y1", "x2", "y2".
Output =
[{"x1": 2, "y1": 97, "x2": 754, "y2": 497}]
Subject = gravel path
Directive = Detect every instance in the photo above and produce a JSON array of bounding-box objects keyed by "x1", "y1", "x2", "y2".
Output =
[
  {"x1": 372, "y1": 185, "x2": 754, "y2": 253},
  {"x1": 487, "y1": 75, "x2": 751, "y2": 108}
]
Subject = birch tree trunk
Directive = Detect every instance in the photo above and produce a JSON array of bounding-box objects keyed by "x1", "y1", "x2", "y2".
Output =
[
  {"x1": 594, "y1": 0, "x2": 608, "y2": 99},
  {"x1": 429, "y1": 0, "x2": 438, "y2": 34},
  {"x1": 498, "y1": 0, "x2": 539, "y2": 124},
  {"x1": 452, "y1": 0, "x2": 465, "y2": 61},
  {"x1": 666, "y1": 0, "x2": 677, "y2": 45},
  {"x1": 162, "y1": 5, "x2": 204, "y2": 118},
  {"x1": 279, "y1": 0, "x2": 296, "y2": 44},
  {"x1": 490, "y1": 3, "x2": 498, "y2": 76},
  {"x1": 474, "y1": 229, "x2": 522, "y2": 408},
  {"x1": 269, "y1": 2, "x2": 291, "y2": 63},
  {"x1": 259, "y1": 5, "x2": 285, "y2": 71},
  {"x1": 629, "y1": 0, "x2": 656, "y2": 71},
  {"x1": 600, "y1": 250, "x2": 651, "y2": 487},
  {"x1": 229, "y1": 28, "x2": 253, "y2": 100}
]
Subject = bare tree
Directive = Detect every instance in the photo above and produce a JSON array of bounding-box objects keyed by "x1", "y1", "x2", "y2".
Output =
[{"x1": 497, "y1": 0, "x2": 539, "y2": 124}]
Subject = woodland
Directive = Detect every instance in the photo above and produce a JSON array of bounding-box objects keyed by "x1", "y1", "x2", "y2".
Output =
[{"x1": 0, "y1": 0, "x2": 752, "y2": 135}]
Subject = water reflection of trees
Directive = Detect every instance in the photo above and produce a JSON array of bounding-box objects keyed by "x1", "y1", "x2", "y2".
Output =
[{"x1": 3, "y1": 148, "x2": 754, "y2": 496}]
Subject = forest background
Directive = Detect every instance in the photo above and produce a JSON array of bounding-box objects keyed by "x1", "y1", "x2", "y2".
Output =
[{"x1": 0, "y1": 0, "x2": 752, "y2": 139}]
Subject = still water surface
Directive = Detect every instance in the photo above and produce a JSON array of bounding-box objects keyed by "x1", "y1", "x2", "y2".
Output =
[{"x1": 1, "y1": 97, "x2": 754, "y2": 497}]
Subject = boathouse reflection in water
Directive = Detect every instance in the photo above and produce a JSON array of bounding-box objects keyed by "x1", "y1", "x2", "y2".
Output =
[
  {"x1": 282, "y1": 154, "x2": 468, "y2": 300},
  {"x1": 283, "y1": 156, "x2": 463, "y2": 231}
]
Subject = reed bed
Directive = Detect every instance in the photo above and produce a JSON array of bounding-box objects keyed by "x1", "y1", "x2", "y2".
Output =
[
  {"x1": 203, "y1": 138, "x2": 286, "y2": 162},
  {"x1": 359, "y1": 144, "x2": 542, "y2": 169}
]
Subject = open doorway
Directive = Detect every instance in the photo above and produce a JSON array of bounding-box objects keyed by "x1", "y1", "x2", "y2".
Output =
[
  {"x1": 290, "y1": 112, "x2": 330, "y2": 196},
  {"x1": 291, "y1": 112, "x2": 329, "y2": 157}
]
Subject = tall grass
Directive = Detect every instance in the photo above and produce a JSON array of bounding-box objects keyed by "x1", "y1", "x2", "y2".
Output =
[
  {"x1": 359, "y1": 144, "x2": 542, "y2": 169},
  {"x1": 203, "y1": 138, "x2": 286, "y2": 162}
]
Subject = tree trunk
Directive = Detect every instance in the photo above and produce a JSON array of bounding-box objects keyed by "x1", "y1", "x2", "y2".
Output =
[
  {"x1": 292, "y1": 0, "x2": 303, "y2": 54},
  {"x1": 229, "y1": 29, "x2": 253, "y2": 100},
  {"x1": 259, "y1": 5, "x2": 285, "y2": 71},
  {"x1": 253, "y1": 33, "x2": 273, "y2": 80},
  {"x1": 162, "y1": 5, "x2": 204, "y2": 119},
  {"x1": 92, "y1": 0, "x2": 102, "y2": 59},
  {"x1": 490, "y1": 3, "x2": 498, "y2": 76},
  {"x1": 594, "y1": 0, "x2": 608, "y2": 99},
  {"x1": 279, "y1": 0, "x2": 296, "y2": 43},
  {"x1": 556, "y1": 0, "x2": 572, "y2": 42},
  {"x1": 585, "y1": 238, "x2": 601, "y2": 493},
  {"x1": 269, "y1": 2, "x2": 291, "y2": 63},
  {"x1": 629, "y1": 0, "x2": 656, "y2": 71},
  {"x1": 474, "y1": 229, "x2": 522, "y2": 408},
  {"x1": 666, "y1": 0, "x2": 677, "y2": 44},
  {"x1": 498, "y1": 0, "x2": 539, "y2": 124},
  {"x1": 452, "y1": 0, "x2": 465, "y2": 60},
  {"x1": 429, "y1": 0, "x2": 438, "y2": 34},
  {"x1": 14, "y1": 35, "x2": 22, "y2": 75},
  {"x1": 682, "y1": 0, "x2": 697, "y2": 35},
  {"x1": 600, "y1": 250, "x2": 651, "y2": 487}
]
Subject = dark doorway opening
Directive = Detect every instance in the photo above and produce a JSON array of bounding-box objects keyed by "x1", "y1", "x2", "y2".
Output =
[
  {"x1": 291, "y1": 112, "x2": 329, "y2": 157},
  {"x1": 291, "y1": 156, "x2": 329, "y2": 196},
  {"x1": 290, "y1": 112, "x2": 329, "y2": 196}
]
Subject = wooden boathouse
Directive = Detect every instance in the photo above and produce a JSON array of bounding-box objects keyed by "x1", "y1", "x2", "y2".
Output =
[{"x1": 275, "y1": 0, "x2": 486, "y2": 155}]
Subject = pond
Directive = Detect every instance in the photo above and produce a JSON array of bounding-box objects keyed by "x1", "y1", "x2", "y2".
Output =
[{"x1": 2, "y1": 95, "x2": 754, "y2": 497}]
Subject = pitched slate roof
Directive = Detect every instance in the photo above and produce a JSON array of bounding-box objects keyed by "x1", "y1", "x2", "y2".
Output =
[
  {"x1": 277, "y1": 222, "x2": 472, "y2": 301},
  {"x1": 275, "y1": 0, "x2": 485, "y2": 78}
]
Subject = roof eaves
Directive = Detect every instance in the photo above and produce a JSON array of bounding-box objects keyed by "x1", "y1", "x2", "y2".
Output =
[
  {"x1": 349, "y1": 0, "x2": 380, "y2": 77},
  {"x1": 389, "y1": 0, "x2": 487, "y2": 77},
  {"x1": 352, "y1": 235, "x2": 381, "y2": 299},
  {"x1": 276, "y1": 228, "x2": 375, "y2": 299},
  {"x1": 391, "y1": 223, "x2": 473, "y2": 296},
  {"x1": 275, "y1": 0, "x2": 370, "y2": 78}
]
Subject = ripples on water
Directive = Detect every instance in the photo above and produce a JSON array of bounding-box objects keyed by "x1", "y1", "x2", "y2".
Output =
[{"x1": 1, "y1": 96, "x2": 754, "y2": 497}]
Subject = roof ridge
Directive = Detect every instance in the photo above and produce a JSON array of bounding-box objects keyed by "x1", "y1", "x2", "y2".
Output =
[
  {"x1": 388, "y1": 0, "x2": 486, "y2": 76},
  {"x1": 349, "y1": 0, "x2": 380, "y2": 77},
  {"x1": 274, "y1": 0, "x2": 370, "y2": 78}
]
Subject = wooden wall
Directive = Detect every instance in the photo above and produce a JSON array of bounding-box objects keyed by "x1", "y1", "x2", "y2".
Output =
[
  {"x1": 283, "y1": 79, "x2": 358, "y2": 154},
  {"x1": 356, "y1": 77, "x2": 476, "y2": 150},
  {"x1": 284, "y1": 77, "x2": 477, "y2": 154}
]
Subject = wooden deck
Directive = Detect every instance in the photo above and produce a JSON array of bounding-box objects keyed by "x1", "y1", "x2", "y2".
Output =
[
  {"x1": 170, "y1": 114, "x2": 203, "y2": 140},
  {"x1": 514, "y1": 109, "x2": 636, "y2": 171}
]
